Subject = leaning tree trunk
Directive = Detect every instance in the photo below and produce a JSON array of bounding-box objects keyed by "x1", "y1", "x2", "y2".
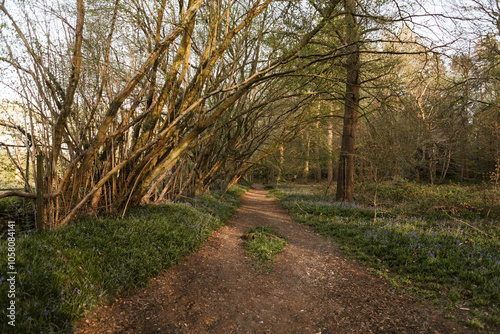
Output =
[{"x1": 336, "y1": 0, "x2": 360, "y2": 202}]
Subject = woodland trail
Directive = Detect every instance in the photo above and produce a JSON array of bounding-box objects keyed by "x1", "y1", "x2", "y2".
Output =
[{"x1": 77, "y1": 184, "x2": 473, "y2": 333}]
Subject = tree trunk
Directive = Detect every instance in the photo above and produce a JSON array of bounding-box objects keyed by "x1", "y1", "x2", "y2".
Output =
[
  {"x1": 327, "y1": 115, "x2": 336, "y2": 184},
  {"x1": 304, "y1": 134, "x2": 310, "y2": 182},
  {"x1": 315, "y1": 120, "x2": 321, "y2": 182},
  {"x1": 336, "y1": 0, "x2": 360, "y2": 202},
  {"x1": 278, "y1": 146, "x2": 284, "y2": 183},
  {"x1": 429, "y1": 143, "x2": 437, "y2": 184}
]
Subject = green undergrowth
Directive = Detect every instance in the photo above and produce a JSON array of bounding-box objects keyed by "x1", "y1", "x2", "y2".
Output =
[
  {"x1": 0, "y1": 196, "x2": 35, "y2": 233},
  {"x1": 243, "y1": 226, "x2": 287, "y2": 272},
  {"x1": 270, "y1": 183, "x2": 500, "y2": 331},
  {"x1": 355, "y1": 181, "x2": 500, "y2": 221},
  {"x1": 0, "y1": 184, "x2": 248, "y2": 333}
]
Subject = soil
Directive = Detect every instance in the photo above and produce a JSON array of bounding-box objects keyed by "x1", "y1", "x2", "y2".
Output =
[{"x1": 76, "y1": 184, "x2": 475, "y2": 333}]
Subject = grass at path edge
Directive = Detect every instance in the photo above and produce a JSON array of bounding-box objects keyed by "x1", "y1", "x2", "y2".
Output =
[
  {"x1": 269, "y1": 184, "x2": 500, "y2": 331},
  {"x1": 0, "y1": 185, "x2": 248, "y2": 333}
]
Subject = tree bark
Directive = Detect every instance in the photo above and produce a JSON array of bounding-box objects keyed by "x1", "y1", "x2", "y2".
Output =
[
  {"x1": 315, "y1": 120, "x2": 321, "y2": 182},
  {"x1": 278, "y1": 146, "x2": 284, "y2": 183},
  {"x1": 336, "y1": 0, "x2": 360, "y2": 202},
  {"x1": 304, "y1": 134, "x2": 310, "y2": 182},
  {"x1": 327, "y1": 115, "x2": 335, "y2": 184}
]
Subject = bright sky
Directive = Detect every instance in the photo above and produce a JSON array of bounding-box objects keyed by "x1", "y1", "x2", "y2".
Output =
[{"x1": 1, "y1": 0, "x2": 495, "y2": 102}]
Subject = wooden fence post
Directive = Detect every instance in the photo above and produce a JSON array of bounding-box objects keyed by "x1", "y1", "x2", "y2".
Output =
[{"x1": 36, "y1": 154, "x2": 44, "y2": 232}]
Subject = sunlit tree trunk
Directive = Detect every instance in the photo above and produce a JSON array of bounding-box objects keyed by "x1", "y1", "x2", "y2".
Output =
[
  {"x1": 304, "y1": 134, "x2": 310, "y2": 182},
  {"x1": 327, "y1": 112, "x2": 336, "y2": 185},
  {"x1": 328, "y1": 125, "x2": 334, "y2": 184},
  {"x1": 315, "y1": 120, "x2": 321, "y2": 182},
  {"x1": 278, "y1": 146, "x2": 284, "y2": 183}
]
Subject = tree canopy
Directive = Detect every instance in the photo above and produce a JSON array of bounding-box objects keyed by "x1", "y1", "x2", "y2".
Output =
[{"x1": 0, "y1": 0, "x2": 498, "y2": 227}]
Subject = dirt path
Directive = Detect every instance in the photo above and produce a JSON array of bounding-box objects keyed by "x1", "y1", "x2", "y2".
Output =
[{"x1": 77, "y1": 184, "x2": 473, "y2": 333}]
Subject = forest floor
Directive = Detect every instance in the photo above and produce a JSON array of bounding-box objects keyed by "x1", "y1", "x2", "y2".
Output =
[{"x1": 76, "y1": 184, "x2": 475, "y2": 333}]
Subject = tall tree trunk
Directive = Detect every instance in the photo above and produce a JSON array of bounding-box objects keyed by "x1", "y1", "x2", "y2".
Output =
[
  {"x1": 304, "y1": 134, "x2": 310, "y2": 182},
  {"x1": 336, "y1": 0, "x2": 360, "y2": 201},
  {"x1": 429, "y1": 143, "x2": 437, "y2": 184},
  {"x1": 278, "y1": 146, "x2": 284, "y2": 183},
  {"x1": 438, "y1": 148, "x2": 451, "y2": 184},
  {"x1": 315, "y1": 120, "x2": 322, "y2": 182},
  {"x1": 327, "y1": 114, "x2": 335, "y2": 184}
]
